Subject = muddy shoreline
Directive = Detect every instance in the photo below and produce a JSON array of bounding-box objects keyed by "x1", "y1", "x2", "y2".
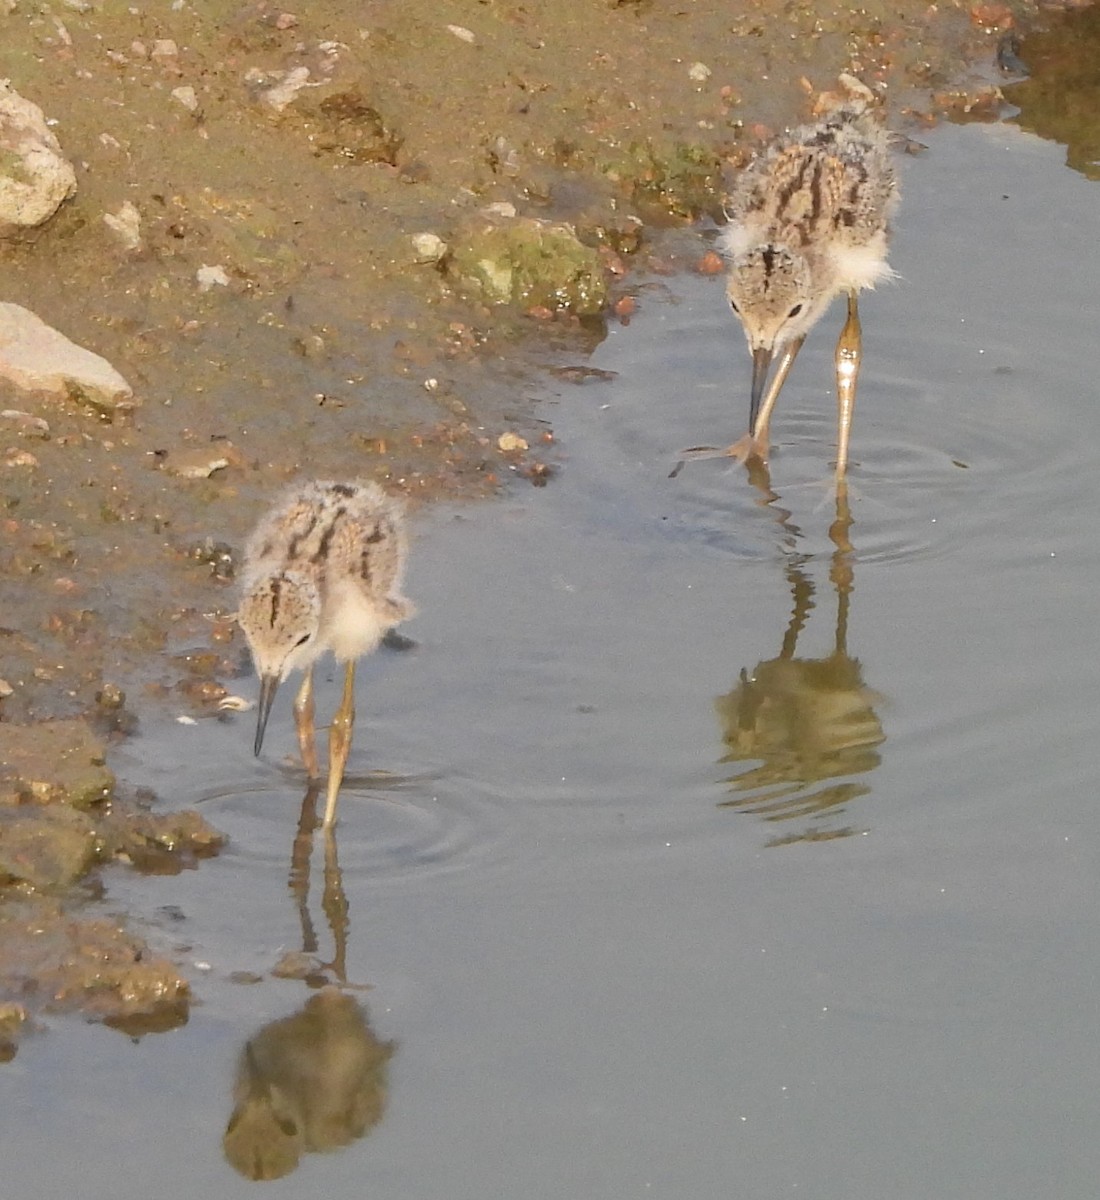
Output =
[{"x1": 0, "y1": 0, "x2": 1074, "y2": 1039}]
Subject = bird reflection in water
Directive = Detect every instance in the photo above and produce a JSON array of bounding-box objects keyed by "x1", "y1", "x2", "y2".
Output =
[
  {"x1": 716, "y1": 476, "x2": 885, "y2": 844},
  {"x1": 222, "y1": 987, "x2": 395, "y2": 1181},
  {"x1": 223, "y1": 784, "x2": 395, "y2": 1181}
]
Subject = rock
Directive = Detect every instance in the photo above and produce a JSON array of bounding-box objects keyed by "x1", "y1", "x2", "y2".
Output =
[
  {"x1": 0, "y1": 409, "x2": 50, "y2": 437},
  {"x1": 482, "y1": 201, "x2": 516, "y2": 219},
  {"x1": 248, "y1": 65, "x2": 319, "y2": 113},
  {"x1": 0, "y1": 719, "x2": 115, "y2": 810},
  {"x1": 104, "y1": 807, "x2": 225, "y2": 872},
  {"x1": 0, "y1": 807, "x2": 98, "y2": 892},
  {"x1": 0, "y1": 1002, "x2": 27, "y2": 1061},
  {"x1": 0, "y1": 897, "x2": 190, "y2": 1030},
  {"x1": 150, "y1": 39, "x2": 179, "y2": 63},
  {"x1": 307, "y1": 91, "x2": 402, "y2": 165},
  {"x1": 102, "y1": 199, "x2": 142, "y2": 250},
  {"x1": 0, "y1": 303, "x2": 135, "y2": 412},
  {"x1": 410, "y1": 231, "x2": 447, "y2": 263},
  {"x1": 272, "y1": 950, "x2": 320, "y2": 979},
  {"x1": 170, "y1": 85, "x2": 199, "y2": 113},
  {"x1": 196, "y1": 263, "x2": 230, "y2": 290},
  {"x1": 161, "y1": 444, "x2": 230, "y2": 478},
  {"x1": 448, "y1": 217, "x2": 608, "y2": 315},
  {"x1": 0, "y1": 80, "x2": 77, "y2": 237}
]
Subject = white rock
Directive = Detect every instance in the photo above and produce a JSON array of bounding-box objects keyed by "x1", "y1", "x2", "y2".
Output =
[
  {"x1": 171, "y1": 85, "x2": 198, "y2": 112},
  {"x1": 446, "y1": 24, "x2": 476, "y2": 43},
  {"x1": 0, "y1": 409, "x2": 50, "y2": 437},
  {"x1": 102, "y1": 200, "x2": 142, "y2": 250},
  {"x1": 497, "y1": 431, "x2": 528, "y2": 452},
  {"x1": 0, "y1": 80, "x2": 77, "y2": 236},
  {"x1": 255, "y1": 66, "x2": 317, "y2": 112},
  {"x1": 0, "y1": 303, "x2": 135, "y2": 410},
  {"x1": 162, "y1": 445, "x2": 229, "y2": 478},
  {"x1": 482, "y1": 201, "x2": 516, "y2": 219},
  {"x1": 411, "y1": 232, "x2": 447, "y2": 263},
  {"x1": 196, "y1": 264, "x2": 230, "y2": 290},
  {"x1": 688, "y1": 62, "x2": 711, "y2": 83}
]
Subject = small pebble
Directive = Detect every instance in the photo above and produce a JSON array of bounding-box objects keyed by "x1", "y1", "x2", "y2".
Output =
[
  {"x1": 257, "y1": 65, "x2": 315, "y2": 111},
  {"x1": 411, "y1": 232, "x2": 447, "y2": 263},
  {"x1": 483, "y1": 201, "x2": 517, "y2": 219},
  {"x1": 171, "y1": 86, "x2": 199, "y2": 112},
  {"x1": 1, "y1": 411, "x2": 50, "y2": 437},
  {"x1": 162, "y1": 446, "x2": 230, "y2": 478},
  {"x1": 196, "y1": 264, "x2": 230, "y2": 291},
  {"x1": 103, "y1": 201, "x2": 143, "y2": 251}
]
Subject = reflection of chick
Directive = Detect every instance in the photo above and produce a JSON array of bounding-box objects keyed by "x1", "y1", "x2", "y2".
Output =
[
  {"x1": 719, "y1": 655, "x2": 883, "y2": 793},
  {"x1": 717, "y1": 549, "x2": 884, "y2": 841},
  {"x1": 223, "y1": 987, "x2": 395, "y2": 1181}
]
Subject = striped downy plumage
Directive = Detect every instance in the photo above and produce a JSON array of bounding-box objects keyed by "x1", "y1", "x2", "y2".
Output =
[
  {"x1": 680, "y1": 76, "x2": 900, "y2": 483},
  {"x1": 237, "y1": 480, "x2": 414, "y2": 828}
]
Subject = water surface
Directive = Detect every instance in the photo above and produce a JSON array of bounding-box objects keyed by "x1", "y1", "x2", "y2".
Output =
[{"x1": 5, "y1": 121, "x2": 1100, "y2": 1199}]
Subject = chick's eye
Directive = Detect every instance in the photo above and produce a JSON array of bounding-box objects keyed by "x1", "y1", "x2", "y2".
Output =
[
  {"x1": 294, "y1": 634, "x2": 311, "y2": 648},
  {"x1": 729, "y1": 299, "x2": 740, "y2": 314},
  {"x1": 787, "y1": 303, "x2": 803, "y2": 318}
]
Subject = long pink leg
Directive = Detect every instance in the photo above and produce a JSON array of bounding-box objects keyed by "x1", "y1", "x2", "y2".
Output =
[
  {"x1": 293, "y1": 666, "x2": 319, "y2": 778},
  {"x1": 675, "y1": 335, "x2": 805, "y2": 469},
  {"x1": 322, "y1": 661, "x2": 356, "y2": 829},
  {"x1": 834, "y1": 291, "x2": 861, "y2": 481}
]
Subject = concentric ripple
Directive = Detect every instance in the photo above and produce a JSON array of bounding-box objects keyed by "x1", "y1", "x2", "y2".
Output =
[
  {"x1": 192, "y1": 763, "x2": 519, "y2": 889},
  {"x1": 554, "y1": 268, "x2": 1090, "y2": 570}
]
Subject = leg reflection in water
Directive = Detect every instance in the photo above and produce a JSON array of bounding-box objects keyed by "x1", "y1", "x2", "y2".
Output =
[
  {"x1": 223, "y1": 785, "x2": 395, "y2": 1181},
  {"x1": 716, "y1": 485, "x2": 886, "y2": 844}
]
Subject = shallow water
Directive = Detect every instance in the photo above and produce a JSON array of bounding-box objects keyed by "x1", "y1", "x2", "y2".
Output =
[{"x1": 6, "y1": 121, "x2": 1100, "y2": 1198}]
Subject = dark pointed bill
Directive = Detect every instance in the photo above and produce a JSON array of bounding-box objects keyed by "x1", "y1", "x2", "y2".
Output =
[
  {"x1": 749, "y1": 345, "x2": 773, "y2": 432},
  {"x1": 254, "y1": 674, "x2": 281, "y2": 756}
]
